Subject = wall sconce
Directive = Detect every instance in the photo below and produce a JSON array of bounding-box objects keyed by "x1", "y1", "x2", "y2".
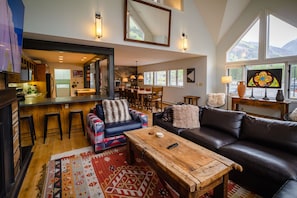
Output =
[
  {"x1": 182, "y1": 33, "x2": 188, "y2": 51},
  {"x1": 95, "y1": 13, "x2": 102, "y2": 38}
]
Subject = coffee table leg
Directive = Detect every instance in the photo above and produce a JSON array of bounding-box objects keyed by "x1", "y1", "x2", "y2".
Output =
[
  {"x1": 213, "y1": 174, "x2": 228, "y2": 198},
  {"x1": 126, "y1": 140, "x2": 135, "y2": 164}
]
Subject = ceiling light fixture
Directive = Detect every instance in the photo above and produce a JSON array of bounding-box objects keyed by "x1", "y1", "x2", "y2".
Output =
[{"x1": 95, "y1": 13, "x2": 102, "y2": 38}]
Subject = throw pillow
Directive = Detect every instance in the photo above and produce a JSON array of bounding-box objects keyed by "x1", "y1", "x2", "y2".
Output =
[
  {"x1": 95, "y1": 104, "x2": 105, "y2": 121},
  {"x1": 162, "y1": 106, "x2": 174, "y2": 122},
  {"x1": 173, "y1": 105, "x2": 200, "y2": 129},
  {"x1": 289, "y1": 108, "x2": 297, "y2": 121},
  {"x1": 102, "y1": 99, "x2": 131, "y2": 123}
]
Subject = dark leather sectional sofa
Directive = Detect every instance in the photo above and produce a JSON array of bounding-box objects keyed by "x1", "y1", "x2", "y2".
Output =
[{"x1": 153, "y1": 106, "x2": 297, "y2": 197}]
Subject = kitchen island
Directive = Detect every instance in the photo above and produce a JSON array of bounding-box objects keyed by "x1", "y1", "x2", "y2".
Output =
[{"x1": 19, "y1": 95, "x2": 109, "y2": 141}]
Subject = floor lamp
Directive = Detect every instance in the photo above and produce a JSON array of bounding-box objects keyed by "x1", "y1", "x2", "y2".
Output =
[{"x1": 221, "y1": 76, "x2": 232, "y2": 109}]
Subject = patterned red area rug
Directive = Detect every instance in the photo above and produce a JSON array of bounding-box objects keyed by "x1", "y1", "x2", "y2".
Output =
[{"x1": 43, "y1": 146, "x2": 262, "y2": 198}]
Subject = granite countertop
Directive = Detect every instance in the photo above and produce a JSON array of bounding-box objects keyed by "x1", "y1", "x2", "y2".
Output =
[{"x1": 19, "y1": 95, "x2": 109, "y2": 107}]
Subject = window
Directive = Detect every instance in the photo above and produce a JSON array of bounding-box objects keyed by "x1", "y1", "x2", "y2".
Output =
[
  {"x1": 144, "y1": 71, "x2": 153, "y2": 85},
  {"x1": 267, "y1": 14, "x2": 297, "y2": 58},
  {"x1": 154, "y1": 70, "x2": 166, "y2": 86},
  {"x1": 168, "y1": 69, "x2": 183, "y2": 87},
  {"x1": 227, "y1": 19, "x2": 260, "y2": 62},
  {"x1": 228, "y1": 67, "x2": 244, "y2": 94},
  {"x1": 289, "y1": 64, "x2": 297, "y2": 99}
]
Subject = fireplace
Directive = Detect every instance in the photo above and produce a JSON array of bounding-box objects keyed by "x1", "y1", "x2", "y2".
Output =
[{"x1": 0, "y1": 89, "x2": 32, "y2": 198}]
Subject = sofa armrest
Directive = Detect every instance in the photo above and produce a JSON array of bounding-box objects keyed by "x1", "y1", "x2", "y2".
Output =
[
  {"x1": 129, "y1": 109, "x2": 148, "y2": 127},
  {"x1": 153, "y1": 112, "x2": 163, "y2": 125},
  {"x1": 87, "y1": 113, "x2": 105, "y2": 134}
]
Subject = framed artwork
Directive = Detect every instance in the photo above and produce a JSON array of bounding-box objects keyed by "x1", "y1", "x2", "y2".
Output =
[
  {"x1": 187, "y1": 68, "x2": 195, "y2": 83},
  {"x1": 73, "y1": 70, "x2": 83, "y2": 77}
]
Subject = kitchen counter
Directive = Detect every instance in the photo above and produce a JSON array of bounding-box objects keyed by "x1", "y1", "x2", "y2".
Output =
[
  {"x1": 19, "y1": 95, "x2": 109, "y2": 107},
  {"x1": 19, "y1": 95, "x2": 110, "y2": 139}
]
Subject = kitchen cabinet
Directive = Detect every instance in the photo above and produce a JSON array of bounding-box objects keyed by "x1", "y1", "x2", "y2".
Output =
[{"x1": 34, "y1": 64, "x2": 46, "y2": 81}]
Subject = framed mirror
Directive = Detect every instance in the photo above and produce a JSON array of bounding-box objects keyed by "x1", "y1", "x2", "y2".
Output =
[{"x1": 124, "y1": 0, "x2": 171, "y2": 47}]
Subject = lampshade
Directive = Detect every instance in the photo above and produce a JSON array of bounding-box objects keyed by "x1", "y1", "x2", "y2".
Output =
[
  {"x1": 130, "y1": 75, "x2": 136, "y2": 80},
  {"x1": 122, "y1": 77, "x2": 128, "y2": 83},
  {"x1": 95, "y1": 13, "x2": 102, "y2": 38},
  {"x1": 137, "y1": 74, "x2": 144, "y2": 80},
  {"x1": 221, "y1": 76, "x2": 232, "y2": 84}
]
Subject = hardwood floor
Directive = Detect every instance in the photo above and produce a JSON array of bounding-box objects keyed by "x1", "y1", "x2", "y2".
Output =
[{"x1": 17, "y1": 108, "x2": 154, "y2": 198}]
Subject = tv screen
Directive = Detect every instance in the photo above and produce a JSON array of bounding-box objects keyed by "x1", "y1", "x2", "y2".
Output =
[
  {"x1": 247, "y1": 69, "x2": 282, "y2": 88},
  {"x1": 0, "y1": 0, "x2": 24, "y2": 73}
]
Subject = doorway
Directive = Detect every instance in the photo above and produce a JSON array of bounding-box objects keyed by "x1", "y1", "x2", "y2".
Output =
[{"x1": 54, "y1": 69, "x2": 71, "y2": 97}]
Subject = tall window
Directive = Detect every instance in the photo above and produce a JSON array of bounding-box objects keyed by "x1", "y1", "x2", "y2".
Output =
[
  {"x1": 168, "y1": 69, "x2": 183, "y2": 87},
  {"x1": 144, "y1": 71, "x2": 153, "y2": 85},
  {"x1": 227, "y1": 19, "x2": 260, "y2": 62},
  {"x1": 267, "y1": 14, "x2": 297, "y2": 58},
  {"x1": 289, "y1": 64, "x2": 297, "y2": 99},
  {"x1": 154, "y1": 70, "x2": 166, "y2": 86}
]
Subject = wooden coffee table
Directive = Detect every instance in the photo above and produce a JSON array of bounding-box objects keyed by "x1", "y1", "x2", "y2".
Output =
[{"x1": 124, "y1": 126, "x2": 242, "y2": 198}]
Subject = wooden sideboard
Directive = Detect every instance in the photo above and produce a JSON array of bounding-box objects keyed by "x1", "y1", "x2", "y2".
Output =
[{"x1": 231, "y1": 97, "x2": 295, "y2": 120}]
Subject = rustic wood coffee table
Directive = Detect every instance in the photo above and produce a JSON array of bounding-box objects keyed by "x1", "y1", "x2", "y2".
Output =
[{"x1": 124, "y1": 126, "x2": 242, "y2": 198}]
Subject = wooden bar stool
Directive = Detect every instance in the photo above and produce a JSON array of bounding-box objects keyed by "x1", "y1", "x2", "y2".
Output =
[
  {"x1": 69, "y1": 109, "x2": 85, "y2": 138},
  {"x1": 20, "y1": 114, "x2": 36, "y2": 145},
  {"x1": 44, "y1": 112, "x2": 63, "y2": 143}
]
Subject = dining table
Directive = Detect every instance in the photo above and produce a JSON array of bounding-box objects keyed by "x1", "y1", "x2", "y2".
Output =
[{"x1": 137, "y1": 89, "x2": 152, "y2": 109}]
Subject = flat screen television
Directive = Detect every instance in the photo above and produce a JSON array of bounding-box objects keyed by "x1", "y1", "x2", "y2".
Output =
[
  {"x1": 247, "y1": 69, "x2": 282, "y2": 88},
  {"x1": 0, "y1": 0, "x2": 24, "y2": 73}
]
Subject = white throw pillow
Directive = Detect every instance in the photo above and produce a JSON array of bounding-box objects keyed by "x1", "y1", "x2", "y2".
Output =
[
  {"x1": 173, "y1": 105, "x2": 200, "y2": 129},
  {"x1": 102, "y1": 99, "x2": 131, "y2": 123},
  {"x1": 289, "y1": 108, "x2": 297, "y2": 121}
]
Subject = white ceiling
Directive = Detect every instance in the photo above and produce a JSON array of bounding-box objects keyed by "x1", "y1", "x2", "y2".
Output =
[{"x1": 23, "y1": 0, "x2": 251, "y2": 67}]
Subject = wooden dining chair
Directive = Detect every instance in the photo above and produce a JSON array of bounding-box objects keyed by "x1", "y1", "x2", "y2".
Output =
[{"x1": 146, "y1": 86, "x2": 163, "y2": 112}]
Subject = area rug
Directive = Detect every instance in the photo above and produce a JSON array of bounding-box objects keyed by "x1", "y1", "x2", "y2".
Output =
[{"x1": 43, "y1": 146, "x2": 262, "y2": 198}]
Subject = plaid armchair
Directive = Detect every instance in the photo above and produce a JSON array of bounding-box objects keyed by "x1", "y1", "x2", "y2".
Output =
[{"x1": 86, "y1": 99, "x2": 148, "y2": 153}]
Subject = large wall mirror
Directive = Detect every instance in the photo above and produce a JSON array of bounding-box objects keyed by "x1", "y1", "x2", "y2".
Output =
[{"x1": 124, "y1": 0, "x2": 171, "y2": 47}]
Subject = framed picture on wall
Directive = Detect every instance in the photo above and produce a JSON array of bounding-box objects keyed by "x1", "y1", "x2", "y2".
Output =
[{"x1": 187, "y1": 68, "x2": 195, "y2": 83}]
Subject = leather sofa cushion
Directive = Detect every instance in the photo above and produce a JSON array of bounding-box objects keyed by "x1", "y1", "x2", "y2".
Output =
[
  {"x1": 180, "y1": 127, "x2": 237, "y2": 151},
  {"x1": 95, "y1": 104, "x2": 105, "y2": 121},
  {"x1": 105, "y1": 120, "x2": 142, "y2": 137},
  {"x1": 241, "y1": 115, "x2": 297, "y2": 154},
  {"x1": 219, "y1": 141, "x2": 297, "y2": 184},
  {"x1": 153, "y1": 115, "x2": 186, "y2": 135},
  {"x1": 273, "y1": 179, "x2": 297, "y2": 198},
  {"x1": 200, "y1": 107, "x2": 245, "y2": 138}
]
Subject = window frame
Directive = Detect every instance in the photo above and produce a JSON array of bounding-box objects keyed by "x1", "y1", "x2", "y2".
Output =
[{"x1": 168, "y1": 69, "x2": 184, "y2": 87}]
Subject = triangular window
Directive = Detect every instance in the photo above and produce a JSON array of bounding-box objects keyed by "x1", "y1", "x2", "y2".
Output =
[
  {"x1": 227, "y1": 19, "x2": 260, "y2": 62},
  {"x1": 267, "y1": 14, "x2": 297, "y2": 58}
]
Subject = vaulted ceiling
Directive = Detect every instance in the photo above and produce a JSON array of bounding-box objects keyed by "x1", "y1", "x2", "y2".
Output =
[{"x1": 194, "y1": 0, "x2": 250, "y2": 44}]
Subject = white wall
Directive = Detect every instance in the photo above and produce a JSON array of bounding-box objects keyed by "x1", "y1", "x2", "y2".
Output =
[
  {"x1": 22, "y1": 0, "x2": 217, "y2": 96},
  {"x1": 138, "y1": 57, "x2": 207, "y2": 105}
]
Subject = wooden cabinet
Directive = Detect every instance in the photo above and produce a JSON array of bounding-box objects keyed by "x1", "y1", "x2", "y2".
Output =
[
  {"x1": 84, "y1": 65, "x2": 90, "y2": 88},
  {"x1": 34, "y1": 64, "x2": 46, "y2": 81}
]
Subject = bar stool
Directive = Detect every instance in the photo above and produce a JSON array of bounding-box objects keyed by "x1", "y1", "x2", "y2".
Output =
[
  {"x1": 69, "y1": 109, "x2": 85, "y2": 138},
  {"x1": 20, "y1": 114, "x2": 36, "y2": 145},
  {"x1": 44, "y1": 112, "x2": 63, "y2": 143}
]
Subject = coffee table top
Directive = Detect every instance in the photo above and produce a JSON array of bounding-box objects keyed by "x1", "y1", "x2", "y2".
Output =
[{"x1": 124, "y1": 126, "x2": 242, "y2": 193}]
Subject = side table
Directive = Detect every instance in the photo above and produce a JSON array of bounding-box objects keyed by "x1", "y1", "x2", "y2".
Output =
[{"x1": 184, "y1": 95, "x2": 200, "y2": 105}]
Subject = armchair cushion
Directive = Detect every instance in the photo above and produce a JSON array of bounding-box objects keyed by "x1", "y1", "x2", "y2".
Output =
[{"x1": 102, "y1": 99, "x2": 131, "y2": 123}]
